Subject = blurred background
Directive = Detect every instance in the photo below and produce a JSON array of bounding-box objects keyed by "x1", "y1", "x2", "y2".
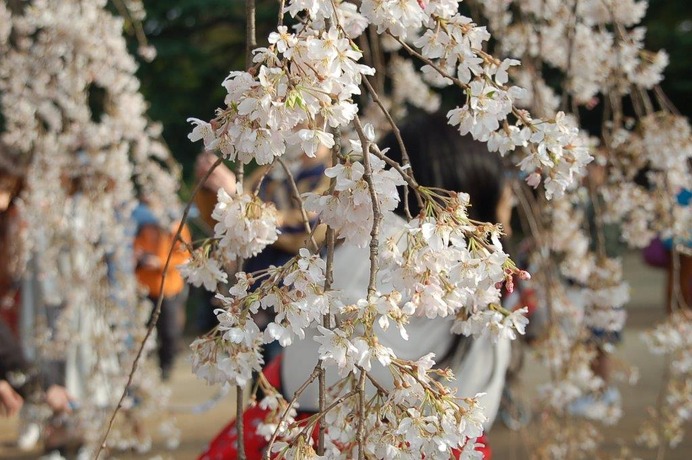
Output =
[{"x1": 1, "y1": 0, "x2": 691, "y2": 458}]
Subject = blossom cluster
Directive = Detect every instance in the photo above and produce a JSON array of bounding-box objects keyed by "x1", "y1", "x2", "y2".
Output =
[
  {"x1": 180, "y1": 1, "x2": 589, "y2": 457},
  {"x1": 190, "y1": 249, "x2": 331, "y2": 387},
  {"x1": 602, "y1": 113, "x2": 692, "y2": 249},
  {"x1": 377, "y1": 193, "x2": 529, "y2": 341},
  {"x1": 637, "y1": 313, "x2": 692, "y2": 448},
  {"x1": 212, "y1": 187, "x2": 281, "y2": 259},
  {"x1": 304, "y1": 149, "x2": 405, "y2": 248},
  {"x1": 188, "y1": 1, "x2": 594, "y2": 200},
  {"x1": 178, "y1": 246, "x2": 228, "y2": 292},
  {"x1": 473, "y1": 0, "x2": 691, "y2": 455},
  {"x1": 256, "y1": 354, "x2": 489, "y2": 459},
  {"x1": 180, "y1": 0, "x2": 689, "y2": 457},
  {"x1": 482, "y1": 0, "x2": 668, "y2": 104},
  {"x1": 187, "y1": 19, "x2": 372, "y2": 165}
]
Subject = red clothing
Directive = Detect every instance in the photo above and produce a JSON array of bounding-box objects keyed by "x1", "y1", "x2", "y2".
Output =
[
  {"x1": 199, "y1": 356, "x2": 492, "y2": 460},
  {"x1": 134, "y1": 221, "x2": 191, "y2": 298}
]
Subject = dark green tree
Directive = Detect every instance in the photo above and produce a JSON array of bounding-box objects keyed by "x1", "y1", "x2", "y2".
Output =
[
  {"x1": 135, "y1": 0, "x2": 278, "y2": 187},
  {"x1": 644, "y1": 0, "x2": 692, "y2": 117}
]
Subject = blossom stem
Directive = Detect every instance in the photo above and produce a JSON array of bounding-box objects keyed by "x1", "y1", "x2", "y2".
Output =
[
  {"x1": 368, "y1": 143, "x2": 421, "y2": 205},
  {"x1": 360, "y1": 76, "x2": 422, "y2": 218}
]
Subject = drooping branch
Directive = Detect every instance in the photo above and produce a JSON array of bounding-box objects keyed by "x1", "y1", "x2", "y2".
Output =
[{"x1": 97, "y1": 156, "x2": 224, "y2": 458}]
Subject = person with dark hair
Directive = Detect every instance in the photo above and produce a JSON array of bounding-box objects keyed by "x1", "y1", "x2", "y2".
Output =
[
  {"x1": 386, "y1": 112, "x2": 513, "y2": 228},
  {"x1": 282, "y1": 114, "x2": 513, "y2": 454},
  {"x1": 200, "y1": 113, "x2": 516, "y2": 459}
]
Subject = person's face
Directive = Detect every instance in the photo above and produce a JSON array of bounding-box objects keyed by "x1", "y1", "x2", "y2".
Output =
[{"x1": 495, "y1": 184, "x2": 514, "y2": 238}]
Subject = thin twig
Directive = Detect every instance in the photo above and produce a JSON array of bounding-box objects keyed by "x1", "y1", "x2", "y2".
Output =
[
  {"x1": 276, "y1": 158, "x2": 319, "y2": 252},
  {"x1": 265, "y1": 364, "x2": 322, "y2": 459},
  {"x1": 252, "y1": 164, "x2": 275, "y2": 195},
  {"x1": 511, "y1": 179, "x2": 542, "y2": 241},
  {"x1": 304, "y1": 390, "x2": 358, "y2": 428},
  {"x1": 111, "y1": 0, "x2": 150, "y2": 50},
  {"x1": 245, "y1": 0, "x2": 257, "y2": 70},
  {"x1": 369, "y1": 143, "x2": 422, "y2": 203},
  {"x1": 353, "y1": 116, "x2": 381, "y2": 297},
  {"x1": 356, "y1": 364, "x2": 389, "y2": 396},
  {"x1": 653, "y1": 85, "x2": 680, "y2": 116},
  {"x1": 368, "y1": 25, "x2": 386, "y2": 95},
  {"x1": 360, "y1": 76, "x2": 421, "y2": 218},
  {"x1": 236, "y1": 2, "x2": 256, "y2": 454},
  {"x1": 277, "y1": 0, "x2": 286, "y2": 27},
  {"x1": 559, "y1": 0, "x2": 580, "y2": 113},
  {"x1": 393, "y1": 34, "x2": 468, "y2": 91},
  {"x1": 357, "y1": 370, "x2": 367, "y2": 460},
  {"x1": 96, "y1": 157, "x2": 224, "y2": 458}
]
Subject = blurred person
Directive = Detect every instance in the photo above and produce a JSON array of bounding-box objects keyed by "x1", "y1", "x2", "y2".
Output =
[
  {"x1": 193, "y1": 148, "x2": 330, "y2": 363},
  {"x1": 133, "y1": 198, "x2": 191, "y2": 381},
  {"x1": 193, "y1": 152, "x2": 237, "y2": 333},
  {"x1": 0, "y1": 169, "x2": 23, "y2": 335},
  {"x1": 1, "y1": 318, "x2": 73, "y2": 417}
]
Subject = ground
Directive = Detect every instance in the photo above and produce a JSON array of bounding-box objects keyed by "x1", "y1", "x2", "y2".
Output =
[{"x1": 1, "y1": 251, "x2": 690, "y2": 459}]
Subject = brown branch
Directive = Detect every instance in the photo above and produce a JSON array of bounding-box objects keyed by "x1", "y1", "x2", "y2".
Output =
[
  {"x1": 318, "y1": 129, "x2": 341, "y2": 454},
  {"x1": 352, "y1": 115, "x2": 382, "y2": 460}
]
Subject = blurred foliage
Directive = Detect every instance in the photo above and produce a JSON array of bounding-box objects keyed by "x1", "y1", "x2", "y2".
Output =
[
  {"x1": 132, "y1": 0, "x2": 692, "y2": 190},
  {"x1": 133, "y1": 0, "x2": 279, "y2": 188},
  {"x1": 643, "y1": 0, "x2": 692, "y2": 117}
]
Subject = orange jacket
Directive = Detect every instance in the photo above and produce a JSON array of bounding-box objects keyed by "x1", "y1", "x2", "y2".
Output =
[{"x1": 134, "y1": 221, "x2": 191, "y2": 298}]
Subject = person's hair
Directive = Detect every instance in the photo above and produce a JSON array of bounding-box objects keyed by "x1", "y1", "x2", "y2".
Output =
[{"x1": 380, "y1": 112, "x2": 506, "y2": 223}]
